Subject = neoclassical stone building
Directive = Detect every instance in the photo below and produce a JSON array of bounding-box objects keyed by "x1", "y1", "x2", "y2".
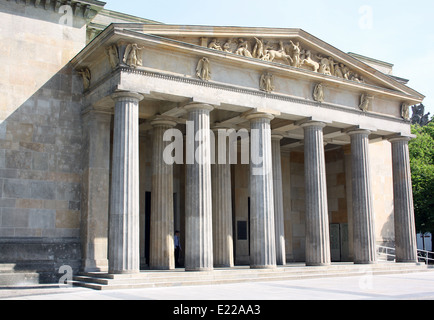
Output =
[{"x1": 0, "y1": 0, "x2": 423, "y2": 281}]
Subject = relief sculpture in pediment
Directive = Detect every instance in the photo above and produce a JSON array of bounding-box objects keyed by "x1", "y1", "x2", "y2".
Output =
[{"x1": 207, "y1": 37, "x2": 365, "y2": 84}]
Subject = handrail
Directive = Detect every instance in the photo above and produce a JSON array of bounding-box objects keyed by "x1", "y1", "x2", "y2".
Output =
[{"x1": 376, "y1": 245, "x2": 434, "y2": 265}]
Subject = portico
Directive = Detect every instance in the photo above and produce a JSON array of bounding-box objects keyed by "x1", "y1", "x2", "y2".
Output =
[{"x1": 73, "y1": 24, "x2": 423, "y2": 274}]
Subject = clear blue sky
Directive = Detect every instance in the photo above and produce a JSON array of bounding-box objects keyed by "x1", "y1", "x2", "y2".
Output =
[{"x1": 104, "y1": 0, "x2": 434, "y2": 117}]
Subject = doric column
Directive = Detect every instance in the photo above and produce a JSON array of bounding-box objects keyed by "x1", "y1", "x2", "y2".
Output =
[
  {"x1": 302, "y1": 121, "x2": 331, "y2": 266},
  {"x1": 212, "y1": 127, "x2": 234, "y2": 268},
  {"x1": 247, "y1": 112, "x2": 276, "y2": 269},
  {"x1": 184, "y1": 103, "x2": 214, "y2": 271},
  {"x1": 348, "y1": 129, "x2": 376, "y2": 264},
  {"x1": 81, "y1": 110, "x2": 111, "y2": 272},
  {"x1": 271, "y1": 134, "x2": 286, "y2": 265},
  {"x1": 389, "y1": 136, "x2": 418, "y2": 263},
  {"x1": 149, "y1": 118, "x2": 177, "y2": 270},
  {"x1": 108, "y1": 91, "x2": 143, "y2": 274}
]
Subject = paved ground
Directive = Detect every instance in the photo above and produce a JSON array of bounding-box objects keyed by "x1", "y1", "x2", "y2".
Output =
[{"x1": 1, "y1": 270, "x2": 434, "y2": 301}]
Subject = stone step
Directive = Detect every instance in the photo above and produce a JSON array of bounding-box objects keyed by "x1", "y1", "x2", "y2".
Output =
[
  {"x1": 0, "y1": 272, "x2": 40, "y2": 286},
  {"x1": 73, "y1": 263, "x2": 432, "y2": 291},
  {"x1": 0, "y1": 264, "x2": 16, "y2": 273}
]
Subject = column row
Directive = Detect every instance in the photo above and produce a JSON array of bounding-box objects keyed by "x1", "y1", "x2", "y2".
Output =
[{"x1": 84, "y1": 91, "x2": 418, "y2": 274}]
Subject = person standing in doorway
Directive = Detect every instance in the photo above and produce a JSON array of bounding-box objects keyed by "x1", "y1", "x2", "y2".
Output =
[{"x1": 174, "y1": 230, "x2": 182, "y2": 268}]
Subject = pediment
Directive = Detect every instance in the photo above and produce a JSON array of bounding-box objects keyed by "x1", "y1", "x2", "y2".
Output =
[{"x1": 108, "y1": 24, "x2": 423, "y2": 103}]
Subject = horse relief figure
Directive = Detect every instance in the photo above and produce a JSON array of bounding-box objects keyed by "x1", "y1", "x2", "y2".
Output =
[
  {"x1": 300, "y1": 50, "x2": 320, "y2": 72},
  {"x1": 253, "y1": 38, "x2": 293, "y2": 65},
  {"x1": 235, "y1": 38, "x2": 253, "y2": 58}
]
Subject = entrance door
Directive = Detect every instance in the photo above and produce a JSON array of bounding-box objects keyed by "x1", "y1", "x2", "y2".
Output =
[{"x1": 330, "y1": 223, "x2": 349, "y2": 262}]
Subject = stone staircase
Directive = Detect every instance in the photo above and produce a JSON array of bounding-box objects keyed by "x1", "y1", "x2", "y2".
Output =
[
  {"x1": 73, "y1": 262, "x2": 433, "y2": 291},
  {"x1": 0, "y1": 263, "x2": 40, "y2": 287}
]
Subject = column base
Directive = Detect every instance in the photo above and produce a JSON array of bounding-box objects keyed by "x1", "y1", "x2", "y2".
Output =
[
  {"x1": 306, "y1": 262, "x2": 331, "y2": 267},
  {"x1": 396, "y1": 259, "x2": 418, "y2": 263},
  {"x1": 214, "y1": 264, "x2": 234, "y2": 268},
  {"x1": 185, "y1": 267, "x2": 214, "y2": 272},
  {"x1": 150, "y1": 266, "x2": 175, "y2": 271},
  {"x1": 354, "y1": 261, "x2": 377, "y2": 265},
  {"x1": 82, "y1": 259, "x2": 108, "y2": 273},
  {"x1": 250, "y1": 265, "x2": 277, "y2": 270},
  {"x1": 109, "y1": 269, "x2": 140, "y2": 275}
]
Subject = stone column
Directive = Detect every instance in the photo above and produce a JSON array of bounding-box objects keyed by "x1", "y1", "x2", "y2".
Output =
[
  {"x1": 184, "y1": 103, "x2": 214, "y2": 271},
  {"x1": 81, "y1": 110, "x2": 111, "y2": 272},
  {"x1": 108, "y1": 91, "x2": 143, "y2": 274},
  {"x1": 247, "y1": 112, "x2": 276, "y2": 269},
  {"x1": 212, "y1": 127, "x2": 234, "y2": 268},
  {"x1": 149, "y1": 118, "x2": 177, "y2": 270},
  {"x1": 271, "y1": 134, "x2": 286, "y2": 266},
  {"x1": 348, "y1": 129, "x2": 376, "y2": 264},
  {"x1": 389, "y1": 136, "x2": 418, "y2": 263},
  {"x1": 302, "y1": 121, "x2": 331, "y2": 266}
]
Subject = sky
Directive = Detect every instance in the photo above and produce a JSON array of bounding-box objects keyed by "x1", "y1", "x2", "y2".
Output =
[{"x1": 104, "y1": 0, "x2": 434, "y2": 118}]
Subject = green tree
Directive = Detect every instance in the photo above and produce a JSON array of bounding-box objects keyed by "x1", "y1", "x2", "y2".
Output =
[{"x1": 409, "y1": 120, "x2": 434, "y2": 246}]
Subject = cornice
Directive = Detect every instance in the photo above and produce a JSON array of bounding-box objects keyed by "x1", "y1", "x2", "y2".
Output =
[{"x1": 5, "y1": 0, "x2": 106, "y2": 19}]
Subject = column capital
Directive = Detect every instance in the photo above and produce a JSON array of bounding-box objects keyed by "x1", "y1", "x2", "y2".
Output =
[
  {"x1": 150, "y1": 116, "x2": 177, "y2": 128},
  {"x1": 300, "y1": 121, "x2": 327, "y2": 129},
  {"x1": 346, "y1": 128, "x2": 372, "y2": 136},
  {"x1": 271, "y1": 133, "x2": 284, "y2": 141},
  {"x1": 387, "y1": 133, "x2": 416, "y2": 143},
  {"x1": 245, "y1": 112, "x2": 274, "y2": 122},
  {"x1": 183, "y1": 103, "x2": 214, "y2": 112},
  {"x1": 111, "y1": 91, "x2": 144, "y2": 102}
]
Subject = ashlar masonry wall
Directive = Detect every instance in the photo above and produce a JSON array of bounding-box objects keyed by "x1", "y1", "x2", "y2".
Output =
[{"x1": 0, "y1": 2, "x2": 90, "y2": 281}]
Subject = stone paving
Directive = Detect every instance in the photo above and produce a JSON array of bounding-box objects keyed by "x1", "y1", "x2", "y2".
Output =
[{"x1": 1, "y1": 270, "x2": 434, "y2": 300}]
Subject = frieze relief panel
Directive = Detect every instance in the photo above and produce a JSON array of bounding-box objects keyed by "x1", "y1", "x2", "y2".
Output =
[
  {"x1": 94, "y1": 38, "x2": 412, "y2": 121},
  {"x1": 205, "y1": 37, "x2": 366, "y2": 84}
]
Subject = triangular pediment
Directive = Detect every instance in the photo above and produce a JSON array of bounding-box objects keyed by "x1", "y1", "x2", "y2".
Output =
[{"x1": 106, "y1": 24, "x2": 423, "y2": 103}]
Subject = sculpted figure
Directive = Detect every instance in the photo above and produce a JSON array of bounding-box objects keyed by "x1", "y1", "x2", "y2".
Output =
[
  {"x1": 288, "y1": 40, "x2": 302, "y2": 68},
  {"x1": 106, "y1": 44, "x2": 119, "y2": 70},
  {"x1": 411, "y1": 104, "x2": 425, "y2": 125},
  {"x1": 223, "y1": 40, "x2": 234, "y2": 53},
  {"x1": 341, "y1": 64, "x2": 351, "y2": 80},
  {"x1": 359, "y1": 93, "x2": 372, "y2": 112},
  {"x1": 253, "y1": 37, "x2": 267, "y2": 60},
  {"x1": 78, "y1": 68, "x2": 91, "y2": 90},
  {"x1": 351, "y1": 73, "x2": 364, "y2": 83},
  {"x1": 421, "y1": 113, "x2": 431, "y2": 126},
  {"x1": 301, "y1": 50, "x2": 320, "y2": 72},
  {"x1": 333, "y1": 62, "x2": 344, "y2": 78},
  {"x1": 401, "y1": 103, "x2": 410, "y2": 120},
  {"x1": 123, "y1": 43, "x2": 145, "y2": 68},
  {"x1": 260, "y1": 72, "x2": 275, "y2": 93},
  {"x1": 313, "y1": 83, "x2": 325, "y2": 103},
  {"x1": 196, "y1": 57, "x2": 211, "y2": 81},
  {"x1": 208, "y1": 38, "x2": 223, "y2": 51},
  {"x1": 235, "y1": 38, "x2": 253, "y2": 58}
]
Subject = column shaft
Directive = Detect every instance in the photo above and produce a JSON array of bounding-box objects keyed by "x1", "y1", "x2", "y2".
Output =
[
  {"x1": 349, "y1": 129, "x2": 376, "y2": 264},
  {"x1": 81, "y1": 110, "x2": 111, "y2": 272},
  {"x1": 212, "y1": 129, "x2": 234, "y2": 267},
  {"x1": 185, "y1": 103, "x2": 214, "y2": 271},
  {"x1": 390, "y1": 137, "x2": 418, "y2": 263},
  {"x1": 248, "y1": 112, "x2": 276, "y2": 269},
  {"x1": 108, "y1": 92, "x2": 143, "y2": 274},
  {"x1": 271, "y1": 135, "x2": 286, "y2": 265},
  {"x1": 302, "y1": 122, "x2": 331, "y2": 266},
  {"x1": 150, "y1": 119, "x2": 177, "y2": 270}
]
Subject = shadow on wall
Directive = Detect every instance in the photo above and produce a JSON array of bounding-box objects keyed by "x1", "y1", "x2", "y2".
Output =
[{"x1": 0, "y1": 63, "x2": 85, "y2": 284}]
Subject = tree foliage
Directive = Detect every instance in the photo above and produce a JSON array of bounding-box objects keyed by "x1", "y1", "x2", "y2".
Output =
[{"x1": 409, "y1": 120, "x2": 434, "y2": 234}]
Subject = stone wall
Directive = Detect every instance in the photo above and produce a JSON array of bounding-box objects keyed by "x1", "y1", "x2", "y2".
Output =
[{"x1": 0, "y1": 2, "x2": 90, "y2": 279}]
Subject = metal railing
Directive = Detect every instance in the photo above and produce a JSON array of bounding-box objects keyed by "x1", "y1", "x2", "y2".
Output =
[
  {"x1": 376, "y1": 245, "x2": 434, "y2": 265},
  {"x1": 417, "y1": 249, "x2": 434, "y2": 265}
]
